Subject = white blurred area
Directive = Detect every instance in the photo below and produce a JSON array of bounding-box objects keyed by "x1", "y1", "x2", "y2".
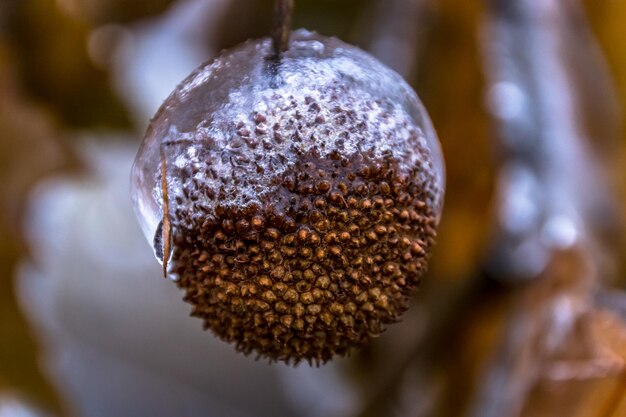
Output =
[
  {"x1": 15, "y1": 0, "x2": 357, "y2": 416},
  {"x1": 109, "y1": 0, "x2": 229, "y2": 124},
  {"x1": 0, "y1": 395, "x2": 47, "y2": 417}
]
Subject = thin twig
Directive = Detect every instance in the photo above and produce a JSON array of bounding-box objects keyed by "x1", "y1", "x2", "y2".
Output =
[
  {"x1": 272, "y1": 0, "x2": 294, "y2": 57},
  {"x1": 159, "y1": 141, "x2": 172, "y2": 277}
]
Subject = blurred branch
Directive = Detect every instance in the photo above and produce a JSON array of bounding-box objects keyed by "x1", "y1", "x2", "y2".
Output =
[
  {"x1": 467, "y1": 0, "x2": 626, "y2": 416},
  {"x1": 480, "y1": 0, "x2": 619, "y2": 283}
]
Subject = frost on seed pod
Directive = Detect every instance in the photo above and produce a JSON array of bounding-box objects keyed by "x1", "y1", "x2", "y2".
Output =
[{"x1": 131, "y1": 29, "x2": 445, "y2": 364}]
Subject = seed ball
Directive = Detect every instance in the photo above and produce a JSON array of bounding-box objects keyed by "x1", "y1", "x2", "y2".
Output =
[{"x1": 131, "y1": 29, "x2": 445, "y2": 364}]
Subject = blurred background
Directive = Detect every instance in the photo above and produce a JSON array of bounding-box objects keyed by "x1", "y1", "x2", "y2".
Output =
[{"x1": 1, "y1": 0, "x2": 626, "y2": 416}]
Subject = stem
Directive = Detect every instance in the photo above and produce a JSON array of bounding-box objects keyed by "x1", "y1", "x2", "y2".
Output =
[
  {"x1": 272, "y1": 0, "x2": 294, "y2": 57},
  {"x1": 159, "y1": 141, "x2": 172, "y2": 278}
]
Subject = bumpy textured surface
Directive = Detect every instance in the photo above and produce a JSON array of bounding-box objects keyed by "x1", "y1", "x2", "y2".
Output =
[{"x1": 131, "y1": 30, "x2": 444, "y2": 364}]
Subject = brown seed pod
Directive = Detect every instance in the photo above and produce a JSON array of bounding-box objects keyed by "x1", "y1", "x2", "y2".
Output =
[{"x1": 131, "y1": 29, "x2": 445, "y2": 364}]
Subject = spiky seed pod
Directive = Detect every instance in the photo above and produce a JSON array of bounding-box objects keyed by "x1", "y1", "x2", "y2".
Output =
[{"x1": 131, "y1": 30, "x2": 445, "y2": 364}]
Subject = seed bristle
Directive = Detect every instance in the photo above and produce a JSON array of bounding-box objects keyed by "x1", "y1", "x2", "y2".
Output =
[{"x1": 171, "y1": 149, "x2": 437, "y2": 363}]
